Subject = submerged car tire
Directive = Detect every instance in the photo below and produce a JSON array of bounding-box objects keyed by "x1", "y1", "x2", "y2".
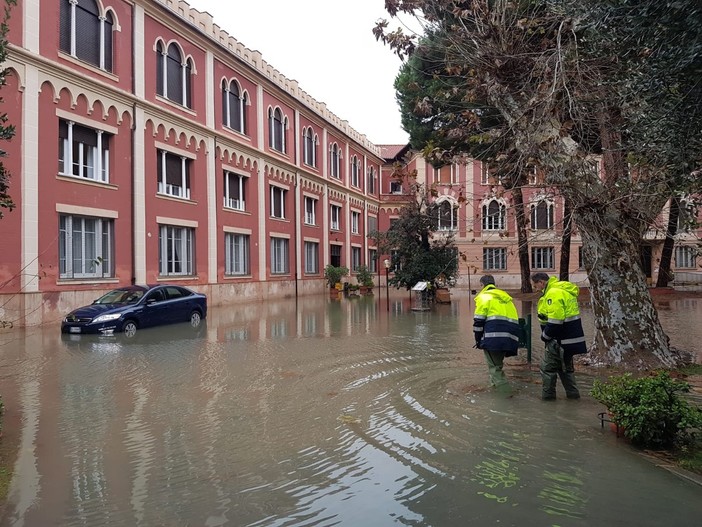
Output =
[
  {"x1": 189, "y1": 310, "x2": 202, "y2": 328},
  {"x1": 123, "y1": 320, "x2": 138, "y2": 338}
]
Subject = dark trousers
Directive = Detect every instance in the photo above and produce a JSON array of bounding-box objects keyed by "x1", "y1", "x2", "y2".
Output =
[
  {"x1": 540, "y1": 340, "x2": 580, "y2": 399},
  {"x1": 483, "y1": 350, "x2": 509, "y2": 389}
]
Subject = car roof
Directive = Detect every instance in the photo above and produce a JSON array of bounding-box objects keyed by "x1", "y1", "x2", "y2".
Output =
[{"x1": 114, "y1": 284, "x2": 199, "y2": 294}]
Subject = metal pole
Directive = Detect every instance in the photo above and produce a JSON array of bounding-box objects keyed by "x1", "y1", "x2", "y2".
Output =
[{"x1": 386, "y1": 267, "x2": 389, "y2": 312}]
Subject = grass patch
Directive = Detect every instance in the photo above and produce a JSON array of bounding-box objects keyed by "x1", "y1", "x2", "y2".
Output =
[
  {"x1": 675, "y1": 444, "x2": 702, "y2": 475},
  {"x1": 677, "y1": 363, "x2": 702, "y2": 376}
]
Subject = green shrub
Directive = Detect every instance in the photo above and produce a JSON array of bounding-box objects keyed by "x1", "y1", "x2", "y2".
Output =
[
  {"x1": 324, "y1": 265, "x2": 349, "y2": 288},
  {"x1": 591, "y1": 371, "x2": 702, "y2": 449},
  {"x1": 355, "y1": 265, "x2": 374, "y2": 287}
]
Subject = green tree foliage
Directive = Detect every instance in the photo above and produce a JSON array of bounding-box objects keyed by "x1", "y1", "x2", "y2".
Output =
[
  {"x1": 0, "y1": 0, "x2": 17, "y2": 218},
  {"x1": 376, "y1": 0, "x2": 702, "y2": 367},
  {"x1": 373, "y1": 168, "x2": 459, "y2": 291}
]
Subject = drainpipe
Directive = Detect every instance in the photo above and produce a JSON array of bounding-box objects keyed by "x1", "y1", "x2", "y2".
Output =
[
  {"x1": 294, "y1": 175, "x2": 299, "y2": 300},
  {"x1": 130, "y1": 3, "x2": 137, "y2": 285}
]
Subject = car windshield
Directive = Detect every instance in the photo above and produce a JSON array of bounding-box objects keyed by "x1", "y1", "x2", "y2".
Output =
[{"x1": 94, "y1": 289, "x2": 145, "y2": 305}]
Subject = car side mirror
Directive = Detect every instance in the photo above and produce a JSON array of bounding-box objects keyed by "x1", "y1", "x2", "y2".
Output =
[{"x1": 146, "y1": 298, "x2": 157, "y2": 305}]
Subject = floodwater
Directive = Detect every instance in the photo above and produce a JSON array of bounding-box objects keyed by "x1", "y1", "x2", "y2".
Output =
[{"x1": 0, "y1": 290, "x2": 701, "y2": 527}]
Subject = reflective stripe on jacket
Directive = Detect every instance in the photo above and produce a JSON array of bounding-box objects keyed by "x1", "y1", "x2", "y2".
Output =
[
  {"x1": 537, "y1": 277, "x2": 587, "y2": 355},
  {"x1": 473, "y1": 284, "x2": 520, "y2": 356}
]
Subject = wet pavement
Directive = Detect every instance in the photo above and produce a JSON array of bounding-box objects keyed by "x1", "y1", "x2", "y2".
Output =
[{"x1": 0, "y1": 291, "x2": 701, "y2": 526}]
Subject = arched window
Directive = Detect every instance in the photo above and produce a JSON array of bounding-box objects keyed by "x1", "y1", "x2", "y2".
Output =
[
  {"x1": 531, "y1": 200, "x2": 554, "y2": 230},
  {"x1": 367, "y1": 167, "x2": 376, "y2": 194},
  {"x1": 303, "y1": 128, "x2": 317, "y2": 166},
  {"x1": 222, "y1": 79, "x2": 247, "y2": 133},
  {"x1": 482, "y1": 199, "x2": 506, "y2": 231},
  {"x1": 269, "y1": 108, "x2": 286, "y2": 152},
  {"x1": 157, "y1": 42, "x2": 192, "y2": 108},
  {"x1": 350, "y1": 156, "x2": 361, "y2": 187},
  {"x1": 60, "y1": 0, "x2": 113, "y2": 71},
  {"x1": 329, "y1": 143, "x2": 341, "y2": 178},
  {"x1": 438, "y1": 200, "x2": 458, "y2": 231}
]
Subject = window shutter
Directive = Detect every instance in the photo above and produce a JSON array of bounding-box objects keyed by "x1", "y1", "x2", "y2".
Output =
[{"x1": 75, "y1": 3, "x2": 101, "y2": 66}]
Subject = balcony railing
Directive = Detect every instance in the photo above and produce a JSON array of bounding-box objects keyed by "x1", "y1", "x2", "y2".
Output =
[
  {"x1": 224, "y1": 197, "x2": 244, "y2": 211},
  {"x1": 158, "y1": 182, "x2": 190, "y2": 200}
]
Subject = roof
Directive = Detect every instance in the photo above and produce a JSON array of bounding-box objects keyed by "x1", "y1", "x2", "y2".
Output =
[{"x1": 378, "y1": 144, "x2": 411, "y2": 162}]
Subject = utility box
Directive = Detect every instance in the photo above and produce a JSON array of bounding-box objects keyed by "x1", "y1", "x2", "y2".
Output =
[{"x1": 411, "y1": 281, "x2": 431, "y2": 311}]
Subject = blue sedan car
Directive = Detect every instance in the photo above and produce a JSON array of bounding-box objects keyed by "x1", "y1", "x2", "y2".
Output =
[{"x1": 61, "y1": 285, "x2": 207, "y2": 337}]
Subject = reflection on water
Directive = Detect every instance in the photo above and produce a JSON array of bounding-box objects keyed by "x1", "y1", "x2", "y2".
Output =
[{"x1": 0, "y1": 292, "x2": 701, "y2": 526}]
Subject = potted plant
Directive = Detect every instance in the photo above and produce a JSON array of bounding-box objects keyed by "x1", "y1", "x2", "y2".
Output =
[
  {"x1": 355, "y1": 265, "x2": 374, "y2": 294},
  {"x1": 324, "y1": 264, "x2": 349, "y2": 290},
  {"x1": 591, "y1": 371, "x2": 702, "y2": 449}
]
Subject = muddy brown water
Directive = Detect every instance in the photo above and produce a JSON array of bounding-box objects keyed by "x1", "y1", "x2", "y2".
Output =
[{"x1": 1, "y1": 291, "x2": 701, "y2": 526}]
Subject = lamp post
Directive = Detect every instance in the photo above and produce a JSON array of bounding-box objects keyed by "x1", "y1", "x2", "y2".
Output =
[{"x1": 384, "y1": 259, "x2": 391, "y2": 312}]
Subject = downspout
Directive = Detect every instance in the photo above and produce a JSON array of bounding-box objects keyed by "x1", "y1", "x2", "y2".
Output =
[
  {"x1": 294, "y1": 175, "x2": 299, "y2": 300},
  {"x1": 130, "y1": 1, "x2": 137, "y2": 284}
]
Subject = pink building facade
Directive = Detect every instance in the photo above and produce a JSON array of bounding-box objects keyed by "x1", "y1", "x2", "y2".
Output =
[{"x1": 1, "y1": 1, "x2": 699, "y2": 327}]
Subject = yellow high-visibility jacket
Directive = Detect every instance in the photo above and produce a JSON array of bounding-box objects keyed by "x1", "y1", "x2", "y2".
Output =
[
  {"x1": 473, "y1": 284, "x2": 520, "y2": 355},
  {"x1": 537, "y1": 277, "x2": 587, "y2": 355}
]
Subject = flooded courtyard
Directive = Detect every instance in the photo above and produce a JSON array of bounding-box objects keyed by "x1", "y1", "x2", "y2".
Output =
[{"x1": 0, "y1": 291, "x2": 701, "y2": 526}]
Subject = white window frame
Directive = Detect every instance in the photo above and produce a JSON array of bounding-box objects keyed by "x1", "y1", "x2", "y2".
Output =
[
  {"x1": 482, "y1": 200, "x2": 506, "y2": 231},
  {"x1": 483, "y1": 247, "x2": 507, "y2": 271},
  {"x1": 157, "y1": 41, "x2": 192, "y2": 108},
  {"x1": 674, "y1": 246, "x2": 697, "y2": 269},
  {"x1": 330, "y1": 204, "x2": 341, "y2": 231},
  {"x1": 351, "y1": 211, "x2": 360, "y2": 234},
  {"x1": 437, "y1": 200, "x2": 458, "y2": 231},
  {"x1": 531, "y1": 200, "x2": 554, "y2": 230},
  {"x1": 303, "y1": 127, "x2": 317, "y2": 167},
  {"x1": 531, "y1": 247, "x2": 555, "y2": 270},
  {"x1": 351, "y1": 246, "x2": 362, "y2": 271},
  {"x1": 222, "y1": 79, "x2": 247, "y2": 133},
  {"x1": 158, "y1": 149, "x2": 191, "y2": 200},
  {"x1": 304, "y1": 196, "x2": 317, "y2": 226},
  {"x1": 59, "y1": 120, "x2": 110, "y2": 183},
  {"x1": 270, "y1": 185, "x2": 286, "y2": 219},
  {"x1": 368, "y1": 249, "x2": 378, "y2": 273},
  {"x1": 304, "y1": 241, "x2": 319, "y2": 274},
  {"x1": 390, "y1": 180, "x2": 402, "y2": 194},
  {"x1": 367, "y1": 167, "x2": 376, "y2": 194},
  {"x1": 271, "y1": 237, "x2": 289, "y2": 274},
  {"x1": 224, "y1": 232, "x2": 249, "y2": 276},
  {"x1": 224, "y1": 171, "x2": 246, "y2": 211},
  {"x1": 481, "y1": 163, "x2": 490, "y2": 185},
  {"x1": 330, "y1": 143, "x2": 342, "y2": 179},
  {"x1": 60, "y1": 0, "x2": 113, "y2": 71},
  {"x1": 59, "y1": 214, "x2": 113, "y2": 279},
  {"x1": 159, "y1": 225, "x2": 194, "y2": 276},
  {"x1": 350, "y1": 156, "x2": 360, "y2": 187},
  {"x1": 269, "y1": 107, "x2": 287, "y2": 153}
]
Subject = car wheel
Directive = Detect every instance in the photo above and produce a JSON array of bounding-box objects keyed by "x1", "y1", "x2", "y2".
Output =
[
  {"x1": 189, "y1": 310, "x2": 202, "y2": 328},
  {"x1": 123, "y1": 320, "x2": 138, "y2": 338}
]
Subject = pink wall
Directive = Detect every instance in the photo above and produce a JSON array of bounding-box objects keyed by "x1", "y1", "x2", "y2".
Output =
[{"x1": 0, "y1": 71, "x2": 23, "y2": 293}]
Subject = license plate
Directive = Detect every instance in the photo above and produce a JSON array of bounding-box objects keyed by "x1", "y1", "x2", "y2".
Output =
[{"x1": 69, "y1": 327, "x2": 81, "y2": 334}]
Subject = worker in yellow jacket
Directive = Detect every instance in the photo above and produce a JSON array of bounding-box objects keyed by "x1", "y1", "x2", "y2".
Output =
[
  {"x1": 531, "y1": 272, "x2": 587, "y2": 400},
  {"x1": 473, "y1": 275, "x2": 521, "y2": 390}
]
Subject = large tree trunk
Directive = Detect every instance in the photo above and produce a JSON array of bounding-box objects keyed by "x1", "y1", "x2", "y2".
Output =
[
  {"x1": 577, "y1": 212, "x2": 689, "y2": 368},
  {"x1": 655, "y1": 196, "x2": 680, "y2": 288},
  {"x1": 512, "y1": 186, "x2": 532, "y2": 293}
]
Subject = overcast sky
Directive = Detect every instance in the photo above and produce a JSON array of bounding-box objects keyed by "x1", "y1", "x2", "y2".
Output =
[{"x1": 183, "y1": 0, "x2": 415, "y2": 145}]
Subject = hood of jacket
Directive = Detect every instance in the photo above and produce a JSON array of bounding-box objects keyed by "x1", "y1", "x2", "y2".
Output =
[
  {"x1": 547, "y1": 277, "x2": 580, "y2": 298},
  {"x1": 481, "y1": 284, "x2": 514, "y2": 304}
]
